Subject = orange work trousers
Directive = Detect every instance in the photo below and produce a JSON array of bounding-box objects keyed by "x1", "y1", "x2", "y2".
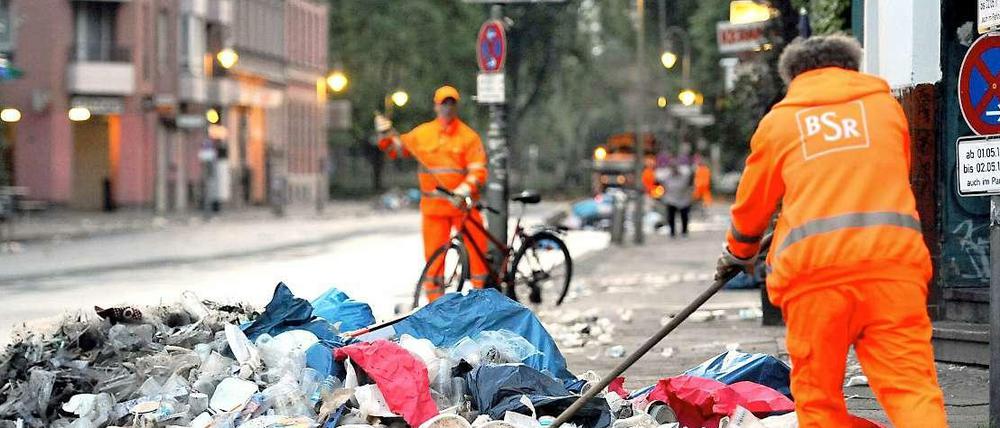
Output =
[
  {"x1": 782, "y1": 279, "x2": 947, "y2": 428},
  {"x1": 422, "y1": 210, "x2": 489, "y2": 301},
  {"x1": 693, "y1": 186, "x2": 713, "y2": 207}
]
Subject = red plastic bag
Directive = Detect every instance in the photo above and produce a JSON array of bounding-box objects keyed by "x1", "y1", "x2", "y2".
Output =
[
  {"x1": 608, "y1": 377, "x2": 629, "y2": 398},
  {"x1": 334, "y1": 340, "x2": 439, "y2": 427},
  {"x1": 648, "y1": 375, "x2": 794, "y2": 428}
]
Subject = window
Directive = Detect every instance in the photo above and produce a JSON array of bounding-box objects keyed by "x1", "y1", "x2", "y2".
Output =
[
  {"x1": 179, "y1": 14, "x2": 190, "y2": 71},
  {"x1": 157, "y1": 11, "x2": 169, "y2": 71},
  {"x1": 73, "y1": 2, "x2": 118, "y2": 61},
  {"x1": 142, "y1": 3, "x2": 151, "y2": 80},
  {"x1": 0, "y1": 0, "x2": 12, "y2": 53}
]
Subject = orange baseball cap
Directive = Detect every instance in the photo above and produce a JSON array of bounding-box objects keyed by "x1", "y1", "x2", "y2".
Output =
[{"x1": 433, "y1": 86, "x2": 461, "y2": 104}]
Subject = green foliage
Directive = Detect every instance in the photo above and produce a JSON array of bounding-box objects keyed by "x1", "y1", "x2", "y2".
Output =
[
  {"x1": 328, "y1": 0, "x2": 486, "y2": 138},
  {"x1": 792, "y1": 0, "x2": 852, "y2": 35},
  {"x1": 328, "y1": 0, "x2": 641, "y2": 195}
]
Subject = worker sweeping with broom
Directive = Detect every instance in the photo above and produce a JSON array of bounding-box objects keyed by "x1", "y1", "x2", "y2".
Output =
[{"x1": 716, "y1": 35, "x2": 947, "y2": 427}]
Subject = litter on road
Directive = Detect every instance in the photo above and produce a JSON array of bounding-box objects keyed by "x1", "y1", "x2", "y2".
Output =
[{"x1": 0, "y1": 284, "x2": 884, "y2": 428}]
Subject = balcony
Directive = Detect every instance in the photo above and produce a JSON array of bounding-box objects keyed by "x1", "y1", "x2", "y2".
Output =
[
  {"x1": 179, "y1": 74, "x2": 208, "y2": 103},
  {"x1": 66, "y1": 43, "x2": 135, "y2": 96}
]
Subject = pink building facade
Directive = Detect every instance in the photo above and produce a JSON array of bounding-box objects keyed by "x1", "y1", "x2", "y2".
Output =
[{"x1": 0, "y1": 0, "x2": 329, "y2": 211}]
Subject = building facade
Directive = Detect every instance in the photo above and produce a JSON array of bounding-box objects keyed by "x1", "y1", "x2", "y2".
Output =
[
  {"x1": 0, "y1": 0, "x2": 329, "y2": 211},
  {"x1": 857, "y1": 0, "x2": 990, "y2": 366}
]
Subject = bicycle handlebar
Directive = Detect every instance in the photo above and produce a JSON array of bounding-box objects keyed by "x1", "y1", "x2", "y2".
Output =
[{"x1": 435, "y1": 186, "x2": 500, "y2": 214}]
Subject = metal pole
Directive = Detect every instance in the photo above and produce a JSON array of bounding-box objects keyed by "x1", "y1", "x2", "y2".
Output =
[
  {"x1": 632, "y1": 0, "x2": 646, "y2": 245},
  {"x1": 202, "y1": 158, "x2": 212, "y2": 219},
  {"x1": 991, "y1": 196, "x2": 1000, "y2": 426},
  {"x1": 485, "y1": 4, "x2": 510, "y2": 278}
]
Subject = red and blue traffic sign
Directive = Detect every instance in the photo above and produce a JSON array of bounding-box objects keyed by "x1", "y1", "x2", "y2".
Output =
[
  {"x1": 477, "y1": 20, "x2": 506, "y2": 73},
  {"x1": 959, "y1": 34, "x2": 1000, "y2": 135}
]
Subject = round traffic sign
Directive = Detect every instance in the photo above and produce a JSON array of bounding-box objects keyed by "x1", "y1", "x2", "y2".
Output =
[
  {"x1": 477, "y1": 20, "x2": 506, "y2": 73},
  {"x1": 959, "y1": 34, "x2": 1000, "y2": 135}
]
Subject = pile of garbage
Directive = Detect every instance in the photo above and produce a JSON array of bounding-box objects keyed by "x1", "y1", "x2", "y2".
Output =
[{"x1": 0, "y1": 284, "x2": 882, "y2": 428}]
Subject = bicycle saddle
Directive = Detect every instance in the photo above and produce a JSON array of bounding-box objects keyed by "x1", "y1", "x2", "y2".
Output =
[{"x1": 512, "y1": 190, "x2": 541, "y2": 204}]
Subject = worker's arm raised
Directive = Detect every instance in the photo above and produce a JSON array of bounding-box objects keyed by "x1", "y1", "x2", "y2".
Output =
[
  {"x1": 374, "y1": 114, "x2": 412, "y2": 160},
  {"x1": 727, "y1": 115, "x2": 785, "y2": 259}
]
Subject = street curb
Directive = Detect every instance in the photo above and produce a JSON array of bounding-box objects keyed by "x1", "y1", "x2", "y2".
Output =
[{"x1": 0, "y1": 224, "x2": 415, "y2": 285}]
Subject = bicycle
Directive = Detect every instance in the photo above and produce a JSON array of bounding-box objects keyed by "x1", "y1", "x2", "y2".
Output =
[{"x1": 412, "y1": 186, "x2": 573, "y2": 309}]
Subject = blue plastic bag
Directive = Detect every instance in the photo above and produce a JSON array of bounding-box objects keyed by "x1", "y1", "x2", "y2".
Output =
[
  {"x1": 683, "y1": 350, "x2": 792, "y2": 398},
  {"x1": 393, "y1": 289, "x2": 576, "y2": 383},
  {"x1": 242, "y1": 283, "x2": 346, "y2": 345},
  {"x1": 311, "y1": 287, "x2": 376, "y2": 332},
  {"x1": 466, "y1": 364, "x2": 611, "y2": 428},
  {"x1": 242, "y1": 282, "x2": 315, "y2": 341}
]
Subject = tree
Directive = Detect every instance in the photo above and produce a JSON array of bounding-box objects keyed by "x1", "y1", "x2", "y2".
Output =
[
  {"x1": 328, "y1": 1, "x2": 485, "y2": 193},
  {"x1": 328, "y1": 0, "x2": 648, "y2": 196}
]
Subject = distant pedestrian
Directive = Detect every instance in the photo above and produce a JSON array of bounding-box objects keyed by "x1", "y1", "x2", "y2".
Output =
[
  {"x1": 658, "y1": 159, "x2": 693, "y2": 237},
  {"x1": 692, "y1": 155, "x2": 713, "y2": 209}
]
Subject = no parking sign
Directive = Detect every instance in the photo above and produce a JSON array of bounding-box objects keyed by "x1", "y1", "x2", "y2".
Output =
[
  {"x1": 959, "y1": 34, "x2": 1000, "y2": 135},
  {"x1": 477, "y1": 20, "x2": 506, "y2": 73}
]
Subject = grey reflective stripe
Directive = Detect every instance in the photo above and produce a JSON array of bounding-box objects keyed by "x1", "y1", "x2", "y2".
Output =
[
  {"x1": 421, "y1": 191, "x2": 447, "y2": 199},
  {"x1": 776, "y1": 212, "x2": 922, "y2": 255},
  {"x1": 419, "y1": 166, "x2": 468, "y2": 174},
  {"x1": 729, "y1": 224, "x2": 762, "y2": 244}
]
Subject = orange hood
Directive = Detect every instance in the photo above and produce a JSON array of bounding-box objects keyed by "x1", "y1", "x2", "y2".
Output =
[{"x1": 774, "y1": 67, "x2": 890, "y2": 108}]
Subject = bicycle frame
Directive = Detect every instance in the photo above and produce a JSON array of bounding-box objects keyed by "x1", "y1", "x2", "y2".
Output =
[{"x1": 453, "y1": 202, "x2": 526, "y2": 287}]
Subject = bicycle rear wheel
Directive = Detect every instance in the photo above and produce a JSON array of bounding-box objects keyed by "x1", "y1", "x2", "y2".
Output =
[
  {"x1": 507, "y1": 231, "x2": 573, "y2": 307},
  {"x1": 412, "y1": 240, "x2": 470, "y2": 309}
]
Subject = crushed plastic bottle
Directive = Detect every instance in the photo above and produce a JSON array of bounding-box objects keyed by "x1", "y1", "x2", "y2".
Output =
[
  {"x1": 605, "y1": 345, "x2": 626, "y2": 358},
  {"x1": 107, "y1": 323, "x2": 154, "y2": 351},
  {"x1": 26, "y1": 368, "x2": 55, "y2": 414}
]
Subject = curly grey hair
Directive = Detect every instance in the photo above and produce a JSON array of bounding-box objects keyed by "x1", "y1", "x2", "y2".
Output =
[{"x1": 777, "y1": 34, "x2": 863, "y2": 83}]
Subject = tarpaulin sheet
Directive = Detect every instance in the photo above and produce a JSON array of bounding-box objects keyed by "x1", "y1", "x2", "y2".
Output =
[
  {"x1": 648, "y1": 375, "x2": 794, "y2": 428},
  {"x1": 311, "y1": 287, "x2": 376, "y2": 332},
  {"x1": 334, "y1": 340, "x2": 438, "y2": 427},
  {"x1": 465, "y1": 363, "x2": 611, "y2": 428},
  {"x1": 393, "y1": 289, "x2": 575, "y2": 383},
  {"x1": 684, "y1": 350, "x2": 792, "y2": 398}
]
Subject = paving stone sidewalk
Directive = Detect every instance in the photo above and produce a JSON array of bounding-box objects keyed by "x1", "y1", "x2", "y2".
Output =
[{"x1": 544, "y1": 209, "x2": 988, "y2": 426}]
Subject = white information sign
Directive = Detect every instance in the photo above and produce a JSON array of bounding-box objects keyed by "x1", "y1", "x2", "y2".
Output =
[
  {"x1": 477, "y1": 73, "x2": 505, "y2": 104},
  {"x1": 979, "y1": 0, "x2": 1000, "y2": 34},
  {"x1": 957, "y1": 135, "x2": 1000, "y2": 196}
]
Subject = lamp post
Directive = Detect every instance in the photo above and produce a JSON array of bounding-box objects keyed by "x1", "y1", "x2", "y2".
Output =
[
  {"x1": 383, "y1": 89, "x2": 409, "y2": 118},
  {"x1": 217, "y1": 48, "x2": 239, "y2": 70},
  {"x1": 326, "y1": 71, "x2": 348, "y2": 93}
]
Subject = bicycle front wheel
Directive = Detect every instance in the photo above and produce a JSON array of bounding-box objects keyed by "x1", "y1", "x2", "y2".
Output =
[
  {"x1": 507, "y1": 231, "x2": 573, "y2": 307},
  {"x1": 412, "y1": 240, "x2": 470, "y2": 309}
]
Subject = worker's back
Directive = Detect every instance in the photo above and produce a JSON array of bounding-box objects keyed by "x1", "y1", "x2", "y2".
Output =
[{"x1": 737, "y1": 67, "x2": 931, "y2": 305}]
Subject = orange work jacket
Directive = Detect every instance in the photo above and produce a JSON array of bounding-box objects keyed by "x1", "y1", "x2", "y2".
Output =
[
  {"x1": 380, "y1": 118, "x2": 487, "y2": 216},
  {"x1": 726, "y1": 67, "x2": 931, "y2": 306}
]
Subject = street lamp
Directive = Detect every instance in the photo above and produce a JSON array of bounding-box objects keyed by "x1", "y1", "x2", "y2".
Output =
[
  {"x1": 206, "y1": 108, "x2": 220, "y2": 125},
  {"x1": 661, "y1": 27, "x2": 691, "y2": 82},
  {"x1": 217, "y1": 48, "x2": 239, "y2": 70},
  {"x1": 660, "y1": 51, "x2": 678, "y2": 69},
  {"x1": 594, "y1": 146, "x2": 608, "y2": 161},
  {"x1": 657, "y1": 96, "x2": 668, "y2": 109},
  {"x1": 327, "y1": 71, "x2": 348, "y2": 93},
  {"x1": 0, "y1": 108, "x2": 21, "y2": 123},
  {"x1": 678, "y1": 89, "x2": 702, "y2": 106},
  {"x1": 68, "y1": 107, "x2": 91, "y2": 122},
  {"x1": 390, "y1": 90, "x2": 409, "y2": 108}
]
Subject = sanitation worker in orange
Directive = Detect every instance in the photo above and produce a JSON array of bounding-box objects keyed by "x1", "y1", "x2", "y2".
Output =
[
  {"x1": 715, "y1": 35, "x2": 947, "y2": 428},
  {"x1": 375, "y1": 86, "x2": 489, "y2": 302}
]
